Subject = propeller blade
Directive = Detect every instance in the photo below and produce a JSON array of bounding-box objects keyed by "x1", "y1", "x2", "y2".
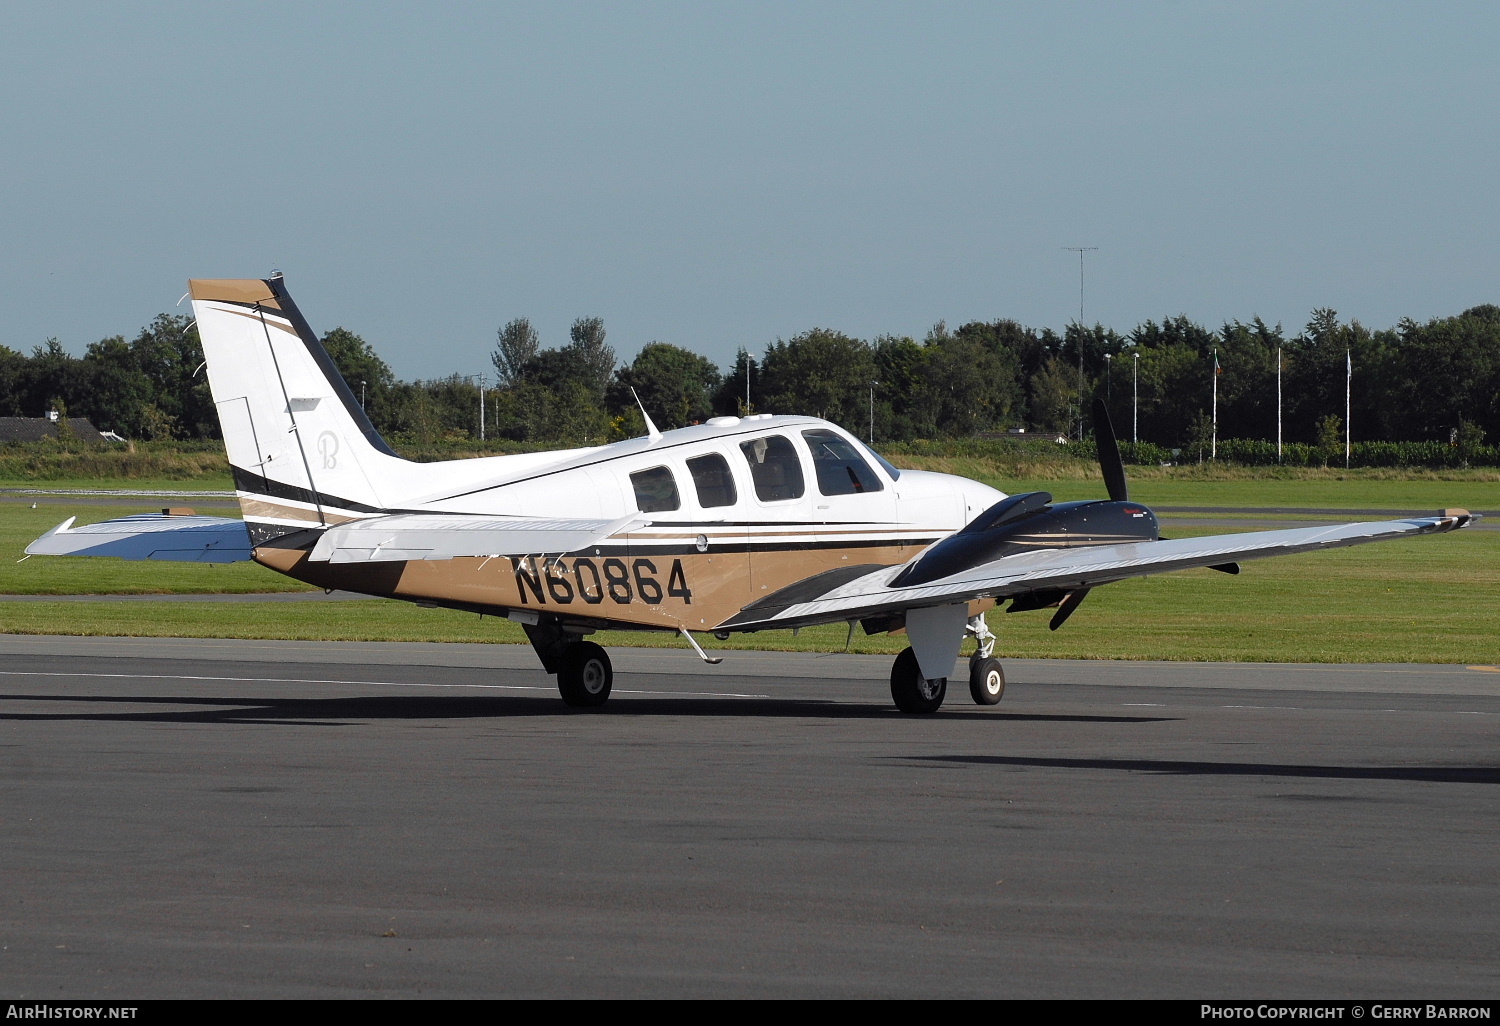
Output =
[
  {"x1": 1092, "y1": 397, "x2": 1128, "y2": 502},
  {"x1": 1049, "y1": 588, "x2": 1091, "y2": 631}
]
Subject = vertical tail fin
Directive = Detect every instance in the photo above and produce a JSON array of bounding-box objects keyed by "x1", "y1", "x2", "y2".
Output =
[{"x1": 190, "y1": 275, "x2": 401, "y2": 535}]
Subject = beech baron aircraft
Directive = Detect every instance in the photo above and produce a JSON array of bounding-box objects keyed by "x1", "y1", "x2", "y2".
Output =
[{"x1": 28, "y1": 276, "x2": 1478, "y2": 712}]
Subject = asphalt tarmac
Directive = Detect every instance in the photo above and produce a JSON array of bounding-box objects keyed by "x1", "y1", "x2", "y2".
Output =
[{"x1": 0, "y1": 635, "x2": 1496, "y2": 998}]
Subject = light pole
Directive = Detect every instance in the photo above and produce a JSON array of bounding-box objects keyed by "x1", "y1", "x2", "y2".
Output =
[
  {"x1": 1063, "y1": 246, "x2": 1097, "y2": 442},
  {"x1": 360, "y1": 380, "x2": 366, "y2": 411},
  {"x1": 1131, "y1": 352, "x2": 1139, "y2": 447},
  {"x1": 464, "y1": 374, "x2": 486, "y2": 441},
  {"x1": 1276, "y1": 346, "x2": 1282, "y2": 463},
  {"x1": 1104, "y1": 352, "x2": 1112, "y2": 411}
]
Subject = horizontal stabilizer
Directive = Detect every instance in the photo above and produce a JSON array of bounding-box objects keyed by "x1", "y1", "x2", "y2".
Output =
[
  {"x1": 26, "y1": 515, "x2": 253, "y2": 563},
  {"x1": 307, "y1": 513, "x2": 645, "y2": 563}
]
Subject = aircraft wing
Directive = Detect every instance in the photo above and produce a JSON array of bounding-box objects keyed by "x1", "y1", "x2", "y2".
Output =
[
  {"x1": 26, "y1": 514, "x2": 253, "y2": 562},
  {"x1": 722, "y1": 513, "x2": 1475, "y2": 631},
  {"x1": 307, "y1": 513, "x2": 645, "y2": 563}
]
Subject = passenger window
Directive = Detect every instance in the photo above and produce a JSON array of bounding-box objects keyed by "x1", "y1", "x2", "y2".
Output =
[
  {"x1": 629, "y1": 466, "x2": 681, "y2": 513},
  {"x1": 802, "y1": 429, "x2": 884, "y2": 495},
  {"x1": 738, "y1": 435, "x2": 805, "y2": 502},
  {"x1": 687, "y1": 453, "x2": 737, "y2": 508}
]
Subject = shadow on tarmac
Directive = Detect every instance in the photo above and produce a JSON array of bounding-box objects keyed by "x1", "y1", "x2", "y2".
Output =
[
  {"x1": 903, "y1": 753, "x2": 1500, "y2": 785},
  {"x1": 0, "y1": 692, "x2": 1175, "y2": 725}
]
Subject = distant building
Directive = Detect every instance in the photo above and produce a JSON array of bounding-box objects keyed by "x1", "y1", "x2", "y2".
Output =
[{"x1": 0, "y1": 416, "x2": 114, "y2": 443}]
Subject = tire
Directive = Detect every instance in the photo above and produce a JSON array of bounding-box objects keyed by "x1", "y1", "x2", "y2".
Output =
[
  {"x1": 557, "y1": 641, "x2": 613, "y2": 707},
  {"x1": 968, "y1": 656, "x2": 1005, "y2": 705},
  {"x1": 890, "y1": 647, "x2": 946, "y2": 714}
]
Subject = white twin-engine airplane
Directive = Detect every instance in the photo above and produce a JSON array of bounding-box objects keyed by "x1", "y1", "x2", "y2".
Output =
[{"x1": 29, "y1": 276, "x2": 1478, "y2": 712}]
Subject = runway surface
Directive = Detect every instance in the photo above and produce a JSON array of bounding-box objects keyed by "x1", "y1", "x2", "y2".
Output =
[{"x1": 0, "y1": 635, "x2": 1496, "y2": 998}]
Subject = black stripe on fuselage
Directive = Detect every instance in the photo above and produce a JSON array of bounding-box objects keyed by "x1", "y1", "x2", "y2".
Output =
[
  {"x1": 231, "y1": 466, "x2": 387, "y2": 514},
  {"x1": 565, "y1": 536, "x2": 942, "y2": 557}
]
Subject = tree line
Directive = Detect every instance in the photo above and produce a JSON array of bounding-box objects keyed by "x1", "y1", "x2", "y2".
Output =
[{"x1": 3, "y1": 303, "x2": 1497, "y2": 457}]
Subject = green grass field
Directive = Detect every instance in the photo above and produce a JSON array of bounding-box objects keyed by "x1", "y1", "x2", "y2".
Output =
[
  {"x1": 0, "y1": 477, "x2": 234, "y2": 492},
  {"x1": 2, "y1": 504, "x2": 309, "y2": 594},
  {"x1": 1, "y1": 495, "x2": 1495, "y2": 663}
]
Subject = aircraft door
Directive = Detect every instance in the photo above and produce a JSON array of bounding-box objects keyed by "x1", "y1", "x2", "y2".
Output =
[
  {"x1": 801, "y1": 429, "x2": 904, "y2": 570},
  {"x1": 735, "y1": 434, "x2": 817, "y2": 605},
  {"x1": 680, "y1": 452, "x2": 752, "y2": 630}
]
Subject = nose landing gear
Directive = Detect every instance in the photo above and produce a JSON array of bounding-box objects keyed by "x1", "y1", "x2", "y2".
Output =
[
  {"x1": 966, "y1": 613, "x2": 1005, "y2": 705},
  {"x1": 968, "y1": 655, "x2": 1005, "y2": 704}
]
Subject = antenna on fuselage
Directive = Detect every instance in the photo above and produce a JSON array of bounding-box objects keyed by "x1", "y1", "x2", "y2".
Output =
[{"x1": 631, "y1": 387, "x2": 663, "y2": 443}]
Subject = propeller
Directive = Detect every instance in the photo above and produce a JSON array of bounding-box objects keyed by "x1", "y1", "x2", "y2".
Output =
[
  {"x1": 1045, "y1": 402, "x2": 1128, "y2": 630},
  {"x1": 1049, "y1": 588, "x2": 1091, "y2": 631},
  {"x1": 1092, "y1": 397, "x2": 1128, "y2": 502}
]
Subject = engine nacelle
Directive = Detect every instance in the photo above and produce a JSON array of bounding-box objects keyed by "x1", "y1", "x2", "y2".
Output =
[{"x1": 890, "y1": 492, "x2": 1160, "y2": 587}]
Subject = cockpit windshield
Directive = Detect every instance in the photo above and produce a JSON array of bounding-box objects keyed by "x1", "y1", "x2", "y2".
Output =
[{"x1": 860, "y1": 441, "x2": 901, "y2": 481}]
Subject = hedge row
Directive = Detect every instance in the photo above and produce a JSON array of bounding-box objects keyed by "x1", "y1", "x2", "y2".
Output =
[{"x1": 1063, "y1": 437, "x2": 1499, "y2": 468}]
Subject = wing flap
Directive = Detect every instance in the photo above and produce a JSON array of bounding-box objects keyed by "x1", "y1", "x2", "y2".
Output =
[
  {"x1": 26, "y1": 514, "x2": 253, "y2": 563},
  {"x1": 307, "y1": 513, "x2": 645, "y2": 563},
  {"x1": 722, "y1": 514, "x2": 1474, "y2": 631}
]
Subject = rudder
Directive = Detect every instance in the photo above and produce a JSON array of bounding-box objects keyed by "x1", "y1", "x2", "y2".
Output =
[{"x1": 190, "y1": 275, "x2": 401, "y2": 536}]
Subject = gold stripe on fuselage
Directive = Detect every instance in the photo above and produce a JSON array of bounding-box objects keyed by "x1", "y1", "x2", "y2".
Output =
[
  {"x1": 253, "y1": 539, "x2": 928, "y2": 631},
  {"x1": 238, "y1": 497, "x2": 364, "y2": 525}
]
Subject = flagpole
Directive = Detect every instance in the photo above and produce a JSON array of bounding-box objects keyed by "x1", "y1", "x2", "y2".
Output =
[
  {"x1": 1211, "y1": 348, "x2": 1218, "y2": 460},
  {"x1": 1345, "y1": 348, "x2": 1352, "y2": 469}
]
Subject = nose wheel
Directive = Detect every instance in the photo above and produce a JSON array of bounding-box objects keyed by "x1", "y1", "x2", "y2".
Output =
[{"x1": 968, "y1": 655, "x2": 1005, "y2": 704}]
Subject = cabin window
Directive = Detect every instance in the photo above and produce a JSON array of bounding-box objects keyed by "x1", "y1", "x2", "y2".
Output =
[
  {"x1": 630, "y1": 465, "x2": 681, "y2": 512},
  {"x1": 802, "y1": 429, "x2": 884, "y2": 495},
  {"x1": 687, "y1": 452, "x2": 737, "y2": 508},
  {"x1": 738, "y1": 435, "x2": 805, "y2": 502}
]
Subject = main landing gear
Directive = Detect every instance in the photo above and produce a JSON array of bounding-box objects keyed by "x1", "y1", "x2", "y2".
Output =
[
  {"x1": 890, "y1": 614, "x2": 1005, "y2": 714},
  {"x1": 557, "y1": 641, "x2": 613, "y2": 707},
  {"x1": 523, "y1": 622, "x2": 614, "y2": 708}
]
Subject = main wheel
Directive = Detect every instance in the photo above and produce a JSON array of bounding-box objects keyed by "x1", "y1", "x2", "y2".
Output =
[
  {"x1": 969, "y1": 656, "x2": 1005, "y2": 705},
  {"x1": 557, "y1": 641, "x2": 613, "y2": 707},
  {"x1": 890, "y1": 647, "x2": 946, "y2": 714}
]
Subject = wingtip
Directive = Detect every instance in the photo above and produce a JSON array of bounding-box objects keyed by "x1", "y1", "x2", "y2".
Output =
[{"x1": 25, "y1": 517, "x2": 76, "y2": 555}]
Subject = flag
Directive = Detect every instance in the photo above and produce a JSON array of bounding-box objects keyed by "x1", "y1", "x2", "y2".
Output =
[{"x1": 1213, "y1": 351, "x2": 1221, "y2": 375}]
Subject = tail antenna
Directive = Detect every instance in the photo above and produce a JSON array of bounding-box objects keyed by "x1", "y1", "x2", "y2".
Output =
[
  {"x1": 632, "y1": 387, "x2": 663, "y2": 443},
  {"x1": 1092, "y1": 397, "x2": 1129, "y2": 502}
]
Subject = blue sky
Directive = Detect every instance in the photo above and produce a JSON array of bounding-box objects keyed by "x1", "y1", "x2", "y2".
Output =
[{"x1": 1, "y1": 2, "x2": 1495, "y2": 379}]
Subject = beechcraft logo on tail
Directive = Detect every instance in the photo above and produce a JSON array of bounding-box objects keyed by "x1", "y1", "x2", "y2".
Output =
[{"x1": 317, "y1": 432, "x2": 338, "y2": 469}]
